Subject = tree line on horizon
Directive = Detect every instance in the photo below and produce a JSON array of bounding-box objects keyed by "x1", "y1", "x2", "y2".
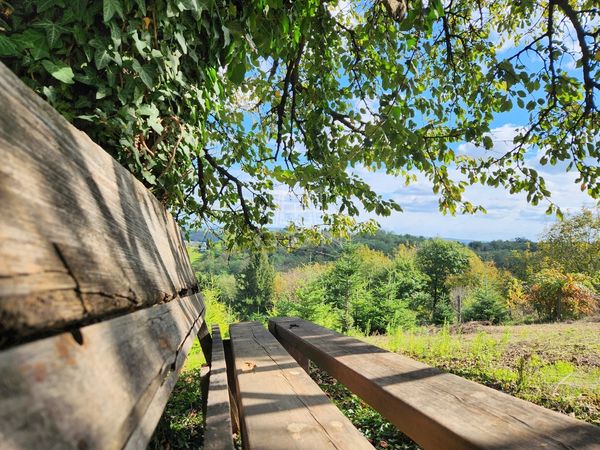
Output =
[{"x1": 192, "y1": 208, "x2": 599, "y2": 334}]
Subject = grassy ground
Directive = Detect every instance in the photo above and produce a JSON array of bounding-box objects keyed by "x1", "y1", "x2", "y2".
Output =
[{"x1": 366, "y1": 320, "x2": 600, "y2": 426}]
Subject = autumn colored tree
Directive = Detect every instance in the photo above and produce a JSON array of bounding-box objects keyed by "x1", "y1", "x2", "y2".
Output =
[{"x1": 527, "y1": 269, "x2": 597, "y2": 321}]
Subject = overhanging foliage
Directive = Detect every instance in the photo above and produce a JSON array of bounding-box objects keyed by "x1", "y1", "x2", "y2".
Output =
[{"x1": 1, "y1": 0, "x2": 598, "y2": 246}]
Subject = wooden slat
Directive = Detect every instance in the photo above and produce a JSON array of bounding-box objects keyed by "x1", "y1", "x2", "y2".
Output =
[
  {"x1": 223, "y1": 338, "x2": 241, "y2": 435},
  {"x1": 229, "y1": 321, "x2": 374, "y2": 450},
  {"x1": 269, "y1": 318, "x2": 600, "y2": 450},
  {"x1": 204, "y1": 325, "x2": 234, "y2": 450},
  {"x1": 0, "y1": 61, "x2": 198, "y2": 346},
  {"x1": 0, "y1": 293, "x2": 205, "y2": 450}
]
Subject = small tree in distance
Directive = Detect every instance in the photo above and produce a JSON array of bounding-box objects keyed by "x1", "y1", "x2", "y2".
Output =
[
  {"x1": 416, "y1": 239, "x2": 470, "y2": 323},
  {"x1": 235, "y1": 252, "x2": 275, "y2": 319}
]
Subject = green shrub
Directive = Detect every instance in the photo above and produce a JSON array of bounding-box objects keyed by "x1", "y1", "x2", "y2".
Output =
[
  {"x1": 463, "y1": 284, "x2": 508, "y2": 324},
  {"x1": 203, "y1": 288, "x2": 236, "y2": 338}
]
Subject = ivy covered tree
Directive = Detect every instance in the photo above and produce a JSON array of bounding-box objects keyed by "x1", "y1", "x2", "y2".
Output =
[{"x1": 0, "y1": 0, "x2": 598, "y2": 245}]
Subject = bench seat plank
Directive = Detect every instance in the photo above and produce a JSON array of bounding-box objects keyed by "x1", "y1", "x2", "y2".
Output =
[
  {"x1": 204, "y1": 325, "x2": 234, "y2": 450},
  {"x1": 230, "y1": 321, "x2": 374, "y2": 450},
  {"x1": 269, "y1": 318, "x2": 600, "y2": 450},
  {"x1": 0, "y1": 294, "x2": 204, "y2": 450}
]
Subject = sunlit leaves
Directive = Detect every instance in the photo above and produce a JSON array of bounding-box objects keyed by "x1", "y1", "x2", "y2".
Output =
[
  {"x1": 1, "y1": 0, "x2": 598, "y2": 248},
  {"x1": 41, "y1": 59, "x2": 74, "y2": 84}
]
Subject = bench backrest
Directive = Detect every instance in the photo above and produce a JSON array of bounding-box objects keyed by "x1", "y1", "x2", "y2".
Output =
[{"x1": 0, "y1": 62, "x2": 205, "y2": 450}]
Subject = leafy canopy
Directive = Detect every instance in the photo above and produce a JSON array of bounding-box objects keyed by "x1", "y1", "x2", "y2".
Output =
[
  {"x1": 1, "y1": 0, "x2": 598, "y2": 246},
  {"x1": 538, "y1": 207, "x2": 600, "y2": 276}
]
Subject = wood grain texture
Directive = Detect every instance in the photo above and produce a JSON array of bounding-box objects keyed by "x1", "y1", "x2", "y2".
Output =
[
  {"x1": 204, "y1": 325, "x2": 234, "y2": 450},
  {"x1": 223, "y1": 338, "x2": 241, "y2": 435},
  {"x1": 269, "y1": 318, "x2": 600, "y2": 450},
  {"x1": 230, "y1": 321, "x2": 374, "y2": 450},
  {"x1": 0, "y1": 293, "x2": 204, "y2": 450},
  {"x1": 268, "y1": 320, "x2": 309, "y2": 372},
  {"x1": 0, "y1": 61, "x2": 198, "y2": 346}
]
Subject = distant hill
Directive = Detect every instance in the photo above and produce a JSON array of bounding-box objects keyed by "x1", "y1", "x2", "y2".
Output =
[
  {"x1": 185, "y1": 229, "x2": 535, "y2": 272},
  {"x1": 468, "y1": 238, "x2": 537, "y2": 268}
]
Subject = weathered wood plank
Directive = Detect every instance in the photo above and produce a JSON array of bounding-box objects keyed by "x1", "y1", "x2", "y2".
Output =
[
  {"x1": 0, "y1": 293, "x2": 205, "y2": 450},
  {"x1": 204, "y1": 325, "x2": 234, "y2": 450},
  {"x1": 223, "y1": 338, "x2": 241, "y2": 435},
  {"x1": 0, "y1": 61, "x2": 198, "y2": 346},
  {"x1": 269, "y1": 318, "x2": 600, "y2": 450},
  {"x1": 268, "y1": 321, "x2": 309, "y2": 372},
  {"x1": 230, "y1": 321, "x2": 374, "y2": 450}
]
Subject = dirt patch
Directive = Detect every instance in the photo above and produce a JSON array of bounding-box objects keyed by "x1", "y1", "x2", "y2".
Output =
[{"x1": 450, "y1": 321, "x2": 493, "y2": 334}]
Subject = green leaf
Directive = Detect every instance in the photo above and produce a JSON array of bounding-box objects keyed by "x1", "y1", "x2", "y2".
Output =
[
  {"x1": 0, "y1": 35, "x2": 19, "y2": 57},
  {"x1": 141, "y1": 169, "x2": 156, "y2": 185},
  {"x1": 41, "y1": 60, "x2": 75, "y2": 84},
  {"x1": 138, "y1": 103, "x2": 159, "y2": 117},
  {"x1": 35, "y1": 0, "x2": 65, "y2": 13},
  {"x1": 147, "y1": 115, "x2": 163, "y2": 133},
  {"x1": 132, "y1": 59, "x2": 153, "y2": 88},
  {"x1": 132, "y1": 31, "x2": 148, "y2": 56},
  {"x1": 34, "y1": 19, "x2": 68, "y2": 48},
  {"x1": 482, "y1": 136, "x2": 493, "y2": 150},
  {"x1": 95, "y1": 48, "x2": 111, "y2": 69},
  {"x1": 228, "y1": 60, "x2": 245, "y2": 84},
  {"x1": 76, "y1": 114, "x2": 99, "y2": 121},
  {"x1": 103, "y1": 0, "x2": 124, "y2": 22},
  {"x1": 135, "y1": 0, "x2": 147, "y2": 15},
  {"x1": 174, "y1": 31, "x2": 187, "y2": 54}
]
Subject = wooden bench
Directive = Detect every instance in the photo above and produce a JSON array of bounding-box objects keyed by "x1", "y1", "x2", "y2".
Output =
[
  {"x1": 195, "y1": 318, "x2": 600, "y2": 450},
  {"x1": 1, "y1": 60, "x2": 600, "y2": 450}
]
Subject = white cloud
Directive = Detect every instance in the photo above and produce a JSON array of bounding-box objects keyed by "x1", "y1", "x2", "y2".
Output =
[{"x1": 346, "y1": 124, "x2": 597, "y2": 240}]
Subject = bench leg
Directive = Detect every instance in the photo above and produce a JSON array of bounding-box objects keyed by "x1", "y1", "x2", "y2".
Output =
[
  {"x1": 197, "y1": 322, "x2": 212, "y2": 421},
  {"x1": 198, "y1": 321, "x2": 212, "y2": 365}
]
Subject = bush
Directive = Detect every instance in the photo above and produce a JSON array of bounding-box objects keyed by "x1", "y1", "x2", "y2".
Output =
[
  {"x1": 527, "y1": 269, "x2": 598, "y2": 321},
  {"x1": 272, "y1": 281, "x2": 342, "y2": 331},
  {"x1": 203, "y1": 288, "x2": 236, "y2": 338},
  {"x1": 463, "y1": 284, "x2": 508, "y2": 324}
]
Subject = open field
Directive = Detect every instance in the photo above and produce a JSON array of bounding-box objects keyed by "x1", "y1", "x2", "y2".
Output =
[{"x1": 366, "y1": 320, "x2": 600, "y2": 425}]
